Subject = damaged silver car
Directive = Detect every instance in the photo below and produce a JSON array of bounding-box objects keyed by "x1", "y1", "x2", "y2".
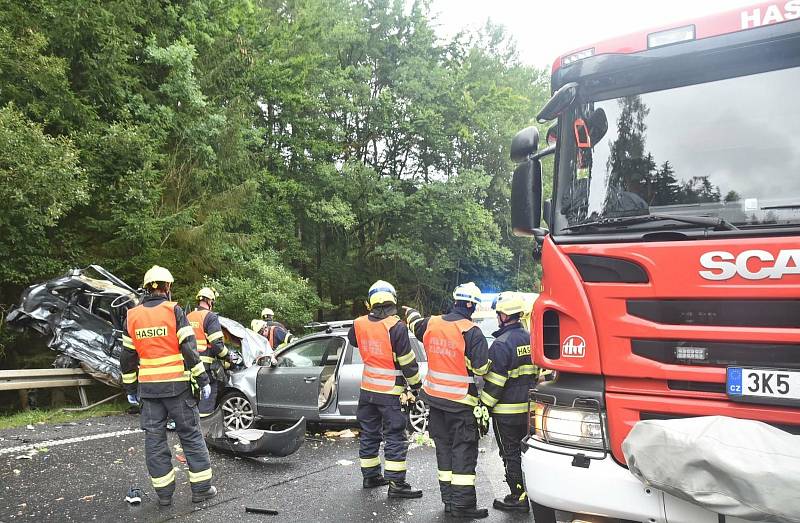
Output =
[
  {"x1": 223, "y1": 320, "x2": 431, "y2": 434},
  {"x1": 6, "y1": 265, "x2": 305, "y2": 458}
]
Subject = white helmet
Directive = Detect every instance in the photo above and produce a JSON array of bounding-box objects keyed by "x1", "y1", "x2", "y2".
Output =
[
  {"x1": 261, "y1": 308, "x2": 275, "y2": 320},
  {"x1": 251, "y1": 319, "x2": 266, "y2": 332},
  {"x1": 142, "y1": 265, "x2": 174, "y2": 289},
  {"x1": 493, "y1": 291, "x2": 525, "y2": 316},
  {"x1": 368, "y1": 280, "x2": 397, "y2": 307},
  {"x1": 453, "y1": 282, "x2": 481, "y2": 304}
]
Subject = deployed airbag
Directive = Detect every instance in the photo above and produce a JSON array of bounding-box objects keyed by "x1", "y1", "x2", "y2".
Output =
[{"x1": 622, "y1": 416, "x2": 800, "y2": 523}]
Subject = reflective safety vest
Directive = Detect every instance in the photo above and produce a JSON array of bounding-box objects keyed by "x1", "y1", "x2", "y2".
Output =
[
  {"x1": 422, "y1": 316, "x2": 475, "y2": 403},
  {"x1": 265, "y1": 325, "x2": 278, "y2": 349},
  {"x1": 127, "y1": 301, "x2": 187, "y2": 383},
  {"x1": 354, "y1": 315, "x2": 403, "y2": 394},
  {"x1": 187, "y1": 309, "x2": 213, "y2": 365}
]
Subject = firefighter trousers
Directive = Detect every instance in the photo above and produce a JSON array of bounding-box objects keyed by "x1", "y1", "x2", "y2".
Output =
[
  {"x1": 357, "y1": 398, "x2": 408, "y2": 482},
  {"x1": 140, "y1": 390, "x2": 213, "y2": 497},
  {"x1": 428, "y1": 406, "x2": 479, "y2": 509},
  {"x1": 492, "y1": 414, "x2": 528, "y2": 496}
]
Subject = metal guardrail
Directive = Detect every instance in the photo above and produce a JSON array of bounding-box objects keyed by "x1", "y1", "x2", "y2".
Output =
[{"x1": 0, "y1": 368, "x2": 96, "y2": 407}]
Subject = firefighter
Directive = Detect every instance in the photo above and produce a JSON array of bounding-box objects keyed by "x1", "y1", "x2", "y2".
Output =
[
  {"x1": 405, "y1": 282, "x2": 491, "y2": 519},
  {"x1": 480, "y1": 292, "x2": 536, "y2": 512},
  {"x1": 347, "y1": 280, "x2": 423, "y2": 499},
  {"x1": 120, "y1": 266, "x2": 217, "y2": 506},
  {"x1": 258, "y1": 308, "x2": 294, "y2": 349},
  {"x1": 187, "y1": 287, "x2": 231, "y2": 418}
]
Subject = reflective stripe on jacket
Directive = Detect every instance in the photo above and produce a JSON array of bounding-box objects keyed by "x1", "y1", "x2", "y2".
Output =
[
  {"x1": 127, "y1": 301, "x2": 187, "y2": 382},
  {"x1": 354, "y1": 315, "x2": 403, "y2": 394},
  {"x1": 422, "y1": 316, "x2": 476, "y2": 405}
]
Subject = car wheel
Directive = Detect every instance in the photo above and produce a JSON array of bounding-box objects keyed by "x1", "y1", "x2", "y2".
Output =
[
  {"x1": 220, "y1": 392, "x2": 255, "y2": 431},
  {"x1": 530, "y1": 501, "x2": 557, "y2": 523},
  {"x1": 407, "y1": 398, "x2": 429, "y2": 433}
]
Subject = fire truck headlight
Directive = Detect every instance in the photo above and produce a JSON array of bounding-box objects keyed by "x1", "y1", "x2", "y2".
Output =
[{"x1": 532, "y1": 402, "x2": 607, "y2": 450}]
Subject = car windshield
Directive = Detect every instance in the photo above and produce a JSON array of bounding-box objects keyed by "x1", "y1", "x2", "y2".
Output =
[{"x1": 554, "y1": 65, "x2": 800, "y2": 235}]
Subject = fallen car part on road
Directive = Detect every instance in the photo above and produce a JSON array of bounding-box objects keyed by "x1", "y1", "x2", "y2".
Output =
[
  {"x1": 201, "y1": 409, "x2": 305, "y2": 458},
  {"x1": 245, "y1": 507, "x2": 279, "y2": 515}
]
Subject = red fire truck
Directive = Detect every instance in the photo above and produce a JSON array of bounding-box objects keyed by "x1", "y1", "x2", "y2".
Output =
[{"x1": 509, "y1": 2, "x2": 800, "y2": 522}]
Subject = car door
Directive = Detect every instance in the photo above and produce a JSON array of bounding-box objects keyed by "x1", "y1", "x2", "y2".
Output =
[
  {"x1": 255, "y1": 336, "x2": 332, "y2": 420},
  {"x1": 335, "y1": 343, "x2": 362, "y2": 417}
]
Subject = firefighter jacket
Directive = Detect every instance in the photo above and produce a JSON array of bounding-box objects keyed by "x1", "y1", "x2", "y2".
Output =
[
  {"x1": 348, "y1": 313, "x2": 421, "y2": 405},
  {"x1": 480, "y1": 322, "x2": 536, "y2": 416},
  {"x1": 411, "y1": 307, "x2": 490, "y2": 413},
  {"x1": 120, "y1": 295, "x2": 209, "y2": 398},
  {"x1": 186, "y1": 307, "x2": 229, "y2": 369},
  {"x1": 262, "y1": 321, "x2": 291, "y2": 349}
]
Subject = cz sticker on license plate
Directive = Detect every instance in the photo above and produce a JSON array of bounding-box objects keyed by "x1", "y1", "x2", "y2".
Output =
[{"x1": 727, "y1": 367, "x2": 800, "y2": 406}]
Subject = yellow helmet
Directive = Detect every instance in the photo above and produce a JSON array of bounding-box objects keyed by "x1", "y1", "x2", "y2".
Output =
[
  {"x1": 494, "y1": 291, "x2": 526, "y2": 316},
  {"x1": 368, "y1": 280, "x2": 397, "y2": 307},
  {"x1": 261, "y1": 308, "x2": 275, "y2": 320},
  {"x1": 453, "y1": 282, "x2": 481, "y2": 304},
  {"x1": 142, "y1": 265, "x2": 174, "y2": 289},
  {"x1": 196, "y1": 287, "x2": 218, "y2": 302},
  {"x1": 251, "y1": 319, "x2": 266, "y2": 332}
]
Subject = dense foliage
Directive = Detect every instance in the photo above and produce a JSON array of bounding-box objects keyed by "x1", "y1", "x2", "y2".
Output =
[{"x1": 0, "y1": 0, "x2": 549, "y2": 353}]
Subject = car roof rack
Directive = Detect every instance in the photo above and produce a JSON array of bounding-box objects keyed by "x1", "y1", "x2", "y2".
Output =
[{"x1": 304, "y1": 320, "x2": 354, "y2": 332}]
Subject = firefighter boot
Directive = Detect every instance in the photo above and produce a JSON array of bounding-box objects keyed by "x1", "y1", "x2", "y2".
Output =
[
  {"x1": 449, "y1": 506, "x2": 489, "y2": 519},
  {"x1": 363, "y1": 475, "x2": 389, "y2": 489},
  {"x1": 388, "y1": 481, "x2": 423, "y2": 499},
  {"x1": 191, "y1": 485, "x2": 218, "y2": 503},
  {"x1": 493, "y1": 493, "x2": 530, "y2": 512}
]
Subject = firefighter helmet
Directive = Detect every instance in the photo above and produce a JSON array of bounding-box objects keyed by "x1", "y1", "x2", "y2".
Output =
[
  {"x1": 261, "y1": 308, "x2": 274, "y2": 320},
  {"x1": 453, "y1": 282, "x2": 481, "y2": 304},
  {"x1": 493, "y1": 291, "x2": 525, "y2": 316},
  {"x1": 251, "y1": 319, "x2": 266, "y2": 332},
  {"x1": 368, "y1": 280, "x2": 397, "y2": 307},
  {"x1": 196, "y1": 287, "x2": 218, "y2": 302},
  {"x1": 142, "y1": 265, "x2": 174, "y2": 289}
]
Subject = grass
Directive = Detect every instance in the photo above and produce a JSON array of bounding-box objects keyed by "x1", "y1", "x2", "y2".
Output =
[{"x1": 0, "y1": 400, "x2": 129, "y2": 431}]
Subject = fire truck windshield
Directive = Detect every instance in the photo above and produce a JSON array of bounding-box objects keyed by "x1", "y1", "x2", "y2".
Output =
[{"x1": 553, "y1": 65, "x2": 800, "y2": 236}]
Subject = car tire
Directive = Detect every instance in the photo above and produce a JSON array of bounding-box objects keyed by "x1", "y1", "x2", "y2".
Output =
[
  {"x1": 219, "y1": 391, "x2": 255, "y2": 431},
  {"x1": 407, "y1": 398, "x2": 429, "y2": 434}
]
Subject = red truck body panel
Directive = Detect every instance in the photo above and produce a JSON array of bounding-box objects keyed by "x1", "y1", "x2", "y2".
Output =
[
  {"x1": 533, "y1": 236, "x2": 800, "y2": 462},
  {"x1": 552, "y1": 0, "x2": 800, "y2": 73}
]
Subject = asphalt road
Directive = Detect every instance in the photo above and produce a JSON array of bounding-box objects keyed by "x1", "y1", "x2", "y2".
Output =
[{"x1": 0, "y1": 414, "x2": 536, "y2": 522}]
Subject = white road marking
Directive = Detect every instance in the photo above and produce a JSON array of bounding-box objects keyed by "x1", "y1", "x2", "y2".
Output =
[{"x1": 0, "y1": 428, "x2": 143, "y2": 456}]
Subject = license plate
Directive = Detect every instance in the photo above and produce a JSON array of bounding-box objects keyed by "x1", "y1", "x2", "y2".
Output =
[{"x1": 727, "y1": 367, "x2": 800, "y2": 404}]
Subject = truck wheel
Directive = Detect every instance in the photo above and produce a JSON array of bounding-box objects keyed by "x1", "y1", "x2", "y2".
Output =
[
  {"x1": 220, "y1": 391, "x2": 255, "y2": 431},
  {"x1": 530, "y1": 501, "x2": 557, "y2": 523}
]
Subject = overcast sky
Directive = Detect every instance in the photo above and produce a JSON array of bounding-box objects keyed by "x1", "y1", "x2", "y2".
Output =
[{"x1": 429, "y1": 0, "x2": 759, "y2": 68}]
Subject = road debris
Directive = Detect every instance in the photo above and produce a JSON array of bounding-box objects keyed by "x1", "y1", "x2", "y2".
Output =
[
  {"x1": 13, "y1": 469, "x2": 21, "y2": 475},
  {"x1": 176, "y1": 454, "x2": 187, "y2": 464},
  {"x1": 245, "y1": 506, "x2": 279, "y2": 515},
  {"x1": 336, "y1": 459, "x2": 354, "y2": 466},
  {"x1": 80, "y1": 495, "x2": 95, "y2": 502},
  {"x1": 26, "y1": 424, "x2": 34, "y2": 430},
  {"x1": 324, "y1": 428, "x2": 358, "y2": 438}
]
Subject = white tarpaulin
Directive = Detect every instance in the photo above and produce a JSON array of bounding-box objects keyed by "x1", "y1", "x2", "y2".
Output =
[{"x1": 622, "y1": 416, "x2": 800, "y2": 523}]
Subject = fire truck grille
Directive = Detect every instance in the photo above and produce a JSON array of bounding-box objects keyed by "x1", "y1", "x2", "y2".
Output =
[
  {"x1": 632, "y1": 339, "x2": 800, "y2": 369},
  {"x1": 627, "y1": 299, "x2": 800, "y2": 328}
]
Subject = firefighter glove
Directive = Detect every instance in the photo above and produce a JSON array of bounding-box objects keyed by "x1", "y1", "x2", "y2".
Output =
[
  {"x1": 126, "y1": 393, "x2": 139, "y2": 405},
  {"x1": 473, "y1": 404, "x2": 490, "y2": 437},
  {"x1": 200, "y1": 384, "x2": 212, "y2": 400}
]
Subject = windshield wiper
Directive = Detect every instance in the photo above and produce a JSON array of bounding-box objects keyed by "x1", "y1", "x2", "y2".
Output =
[{"x1": 563, "y1": 213, "x2": 739, "y2": 233}]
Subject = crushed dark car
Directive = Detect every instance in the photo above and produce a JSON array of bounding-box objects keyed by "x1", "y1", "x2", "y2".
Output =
[{"x1": 6, "y1": 265, "x2": 305, "y2": 458}]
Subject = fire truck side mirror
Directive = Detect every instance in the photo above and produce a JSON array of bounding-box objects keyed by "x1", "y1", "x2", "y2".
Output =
[
  {"x1": 510, "y1": 126, "x2": 539, "y2": 163},
  {"x1": 511, "y1": 158, "x2": 544, "y2": 238},
  {"x1": 537, "y1": 82, "x2": 578, "y2": 123}
]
